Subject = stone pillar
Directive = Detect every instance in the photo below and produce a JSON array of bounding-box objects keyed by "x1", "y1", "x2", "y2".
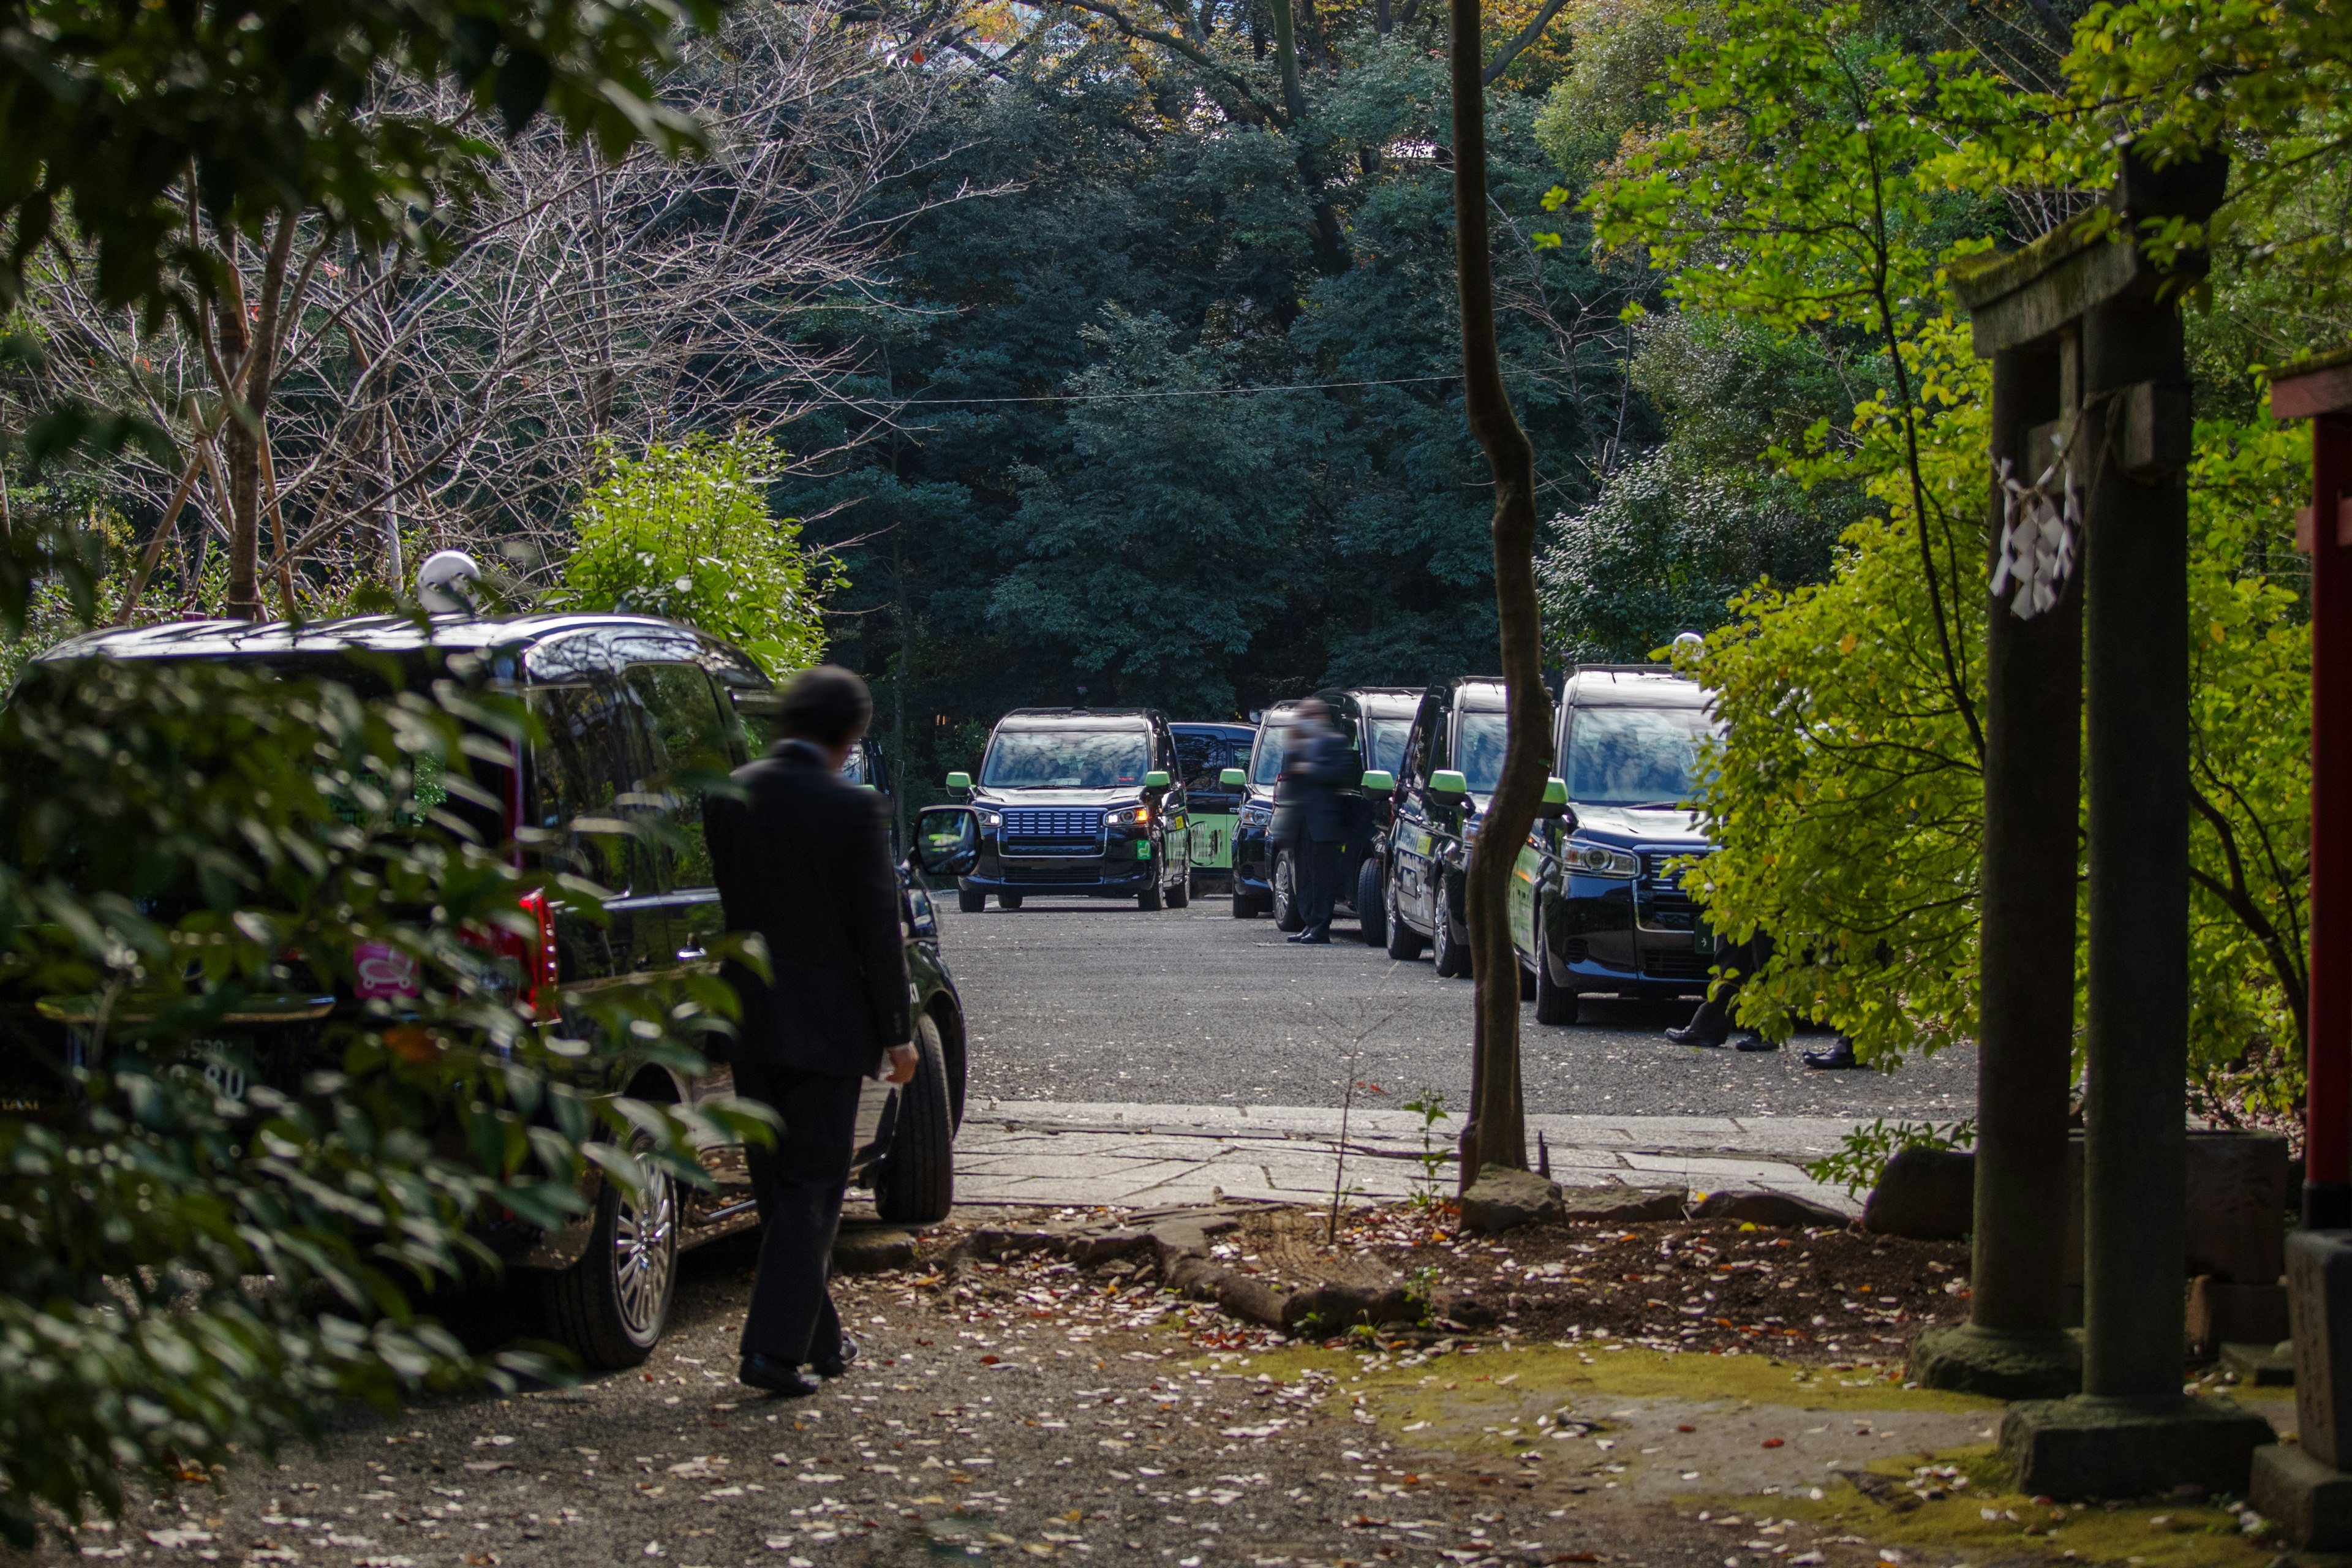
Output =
[
  {"x1": 1912, "y1": 338, "x2": 2084, "y2": 1398},
  {"x1": 2078, "y1": 293, "x2": 2192, "y2": 1395}
]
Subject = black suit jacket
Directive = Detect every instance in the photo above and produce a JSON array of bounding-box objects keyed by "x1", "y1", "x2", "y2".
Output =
[
  {"x1": 706, "y1": 741, "x2": 912, "y2": 1077},
  {"x1": 1283, "y1": 725, "x2": 1357, "y2": 843}
]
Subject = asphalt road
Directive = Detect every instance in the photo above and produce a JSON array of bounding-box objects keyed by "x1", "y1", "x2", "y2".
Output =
[{"x1": 940, "y1": 894, "x2": 1977, "y2": 1123}]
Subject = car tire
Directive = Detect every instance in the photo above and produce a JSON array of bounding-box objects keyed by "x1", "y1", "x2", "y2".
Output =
[
  {"x1": 873, "y1": 1016, "x2": 954, "y2": 1225},
  {"x1": 1532, "y1": 913, "x2": 1578, "y2": 1025},
  {"x1": 1139, "y1": 876, "x2": 1164, "y2": 912},
  {"x1": 1272, "y1": 852, "x2": 1303, "y2": 932},
  {"x1": 999, "y1": 892, "x2": 1024, "y2": 911},
  {"x1": 958, "y1": 884, "x2": 986, "y2": 914},
  {"x1": 1355, "y1": 857, "x2": 1385, "y2": 946},
  {"x1": 541, "y1": 1127, "x2": 679, "y2": 1369},
  {"x1": 1167, "y1": 872, "x2": 1189, "y2": 909},
  {"x1": 1518, "y1": 960, "x2": 1538, "y2": 1000},
  {"x1": 1433, "y1": 887, "x2": 1472, "y2": 978},
  {"x1": 1384, "y1": 870, "x2": 1425, "y2": 960}
]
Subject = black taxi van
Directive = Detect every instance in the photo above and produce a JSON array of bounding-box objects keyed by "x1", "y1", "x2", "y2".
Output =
[
  {"x1": 1229, "y1": 689, "x2": 1422, "y2": 932},
  {"x1": 13, "y1": 611, "x2": 973, "y2": 1368},
  {"x1": 943, "y1": 707, "x2": 1192, "y2": 911},
  {"x1": 1377, "y1": 676, "x2": 1508, "y2": 973},
  {"x1": 1509, "y1": 665, "x2": 1717, "y2": 1024}
]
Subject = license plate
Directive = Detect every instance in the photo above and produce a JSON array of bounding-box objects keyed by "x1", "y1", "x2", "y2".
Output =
[{"x1": 187, "y1": 1036, "x2": 258, "y2": 1102}]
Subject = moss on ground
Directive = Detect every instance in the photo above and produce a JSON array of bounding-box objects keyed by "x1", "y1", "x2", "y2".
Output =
[{"x1": 1680, "y1": 1445, "x2": 2279, "y2": 1567}]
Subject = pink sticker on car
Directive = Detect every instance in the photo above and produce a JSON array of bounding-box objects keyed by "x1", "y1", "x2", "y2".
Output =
[{"x1": 354, "y1": 942, "x2": 422, "y2": 1000}]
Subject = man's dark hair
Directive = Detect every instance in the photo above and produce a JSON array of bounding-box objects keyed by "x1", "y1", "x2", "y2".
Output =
[{"x1": 778, "y1": 665, "x2": 872, "y2": 747}]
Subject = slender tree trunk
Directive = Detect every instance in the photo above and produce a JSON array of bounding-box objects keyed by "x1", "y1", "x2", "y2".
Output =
[
  {"x1": 1450, "y1": 0, "x2": 1551, "y2": 1188},
  {"x1": 217, "y1": 212, "x2": 296, "y2": 621}
]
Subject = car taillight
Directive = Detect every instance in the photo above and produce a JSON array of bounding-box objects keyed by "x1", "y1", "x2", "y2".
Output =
[{"x1": 469, "y1": 890, "x2": 560, "y2": 1018}]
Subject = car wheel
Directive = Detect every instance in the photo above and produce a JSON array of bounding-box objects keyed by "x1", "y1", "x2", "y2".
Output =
[
  {"x1": 1383, "y1": 869, "x2": 1425, "y2": 960},
  {"x1": 1138, "y1": 876, "x2": 1164, "y2": 912},
  {"x1": 541, "y1": 1127, "x2": 679, "y2": 1368},
  {"x1": 1167, "y1": 872, "x2": 1189, "y2": 909},
  {"x1": 1532, "y1": 911, "x2": 1579, "y2": 1025},
  {"x1": 1355, "y1": 857, "x2": 1385, "y2": 946},
  {"x1": 957, "y1": 883, "x2": 986, "y2": 914},
  {"x1": 1272, "y1": 852, "x2": 1303, "y2": 932},
  {"x1": 873, "y1": 1016, "x2": 954, "y2": 1225},
  {"x1": 1433, "y1": 887, "x2": 1472, "y2": 978},
  {"x1": 999, "y1": 892, "x2": 1024, "y2": 910}
]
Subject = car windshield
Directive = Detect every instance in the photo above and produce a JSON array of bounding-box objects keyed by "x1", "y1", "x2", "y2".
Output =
[
  {"x1": 1455, "y1": 711, "x2": 1509, "y2": 794},
  {"x1": 1365, "y1": 718, "x2": 1411, "y2": 778},
  {"x1": 981, "y1": 726, "x2": 1152, "y2": 788},
  {"x1": 1562, "y1": 706, "x2": 1719, "y2": 807},
  {"x1": 1250, "y1": 719, "x2": 1298, "y2": 786}
]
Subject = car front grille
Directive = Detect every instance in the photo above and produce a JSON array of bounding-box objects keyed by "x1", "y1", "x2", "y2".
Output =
[
  {"x1": 1643, "y1": 851, "x2": 1695, "y2": 884},
  {"x1": 1642, "y1": 949, "x2": 1708, "y2": 980},
  {"x1": 1001, "y1": 807, "x2": 1105, "y2": 853},
  {"x1": 1004, "y1": 865, "x2": 1107, "y2": 884}
]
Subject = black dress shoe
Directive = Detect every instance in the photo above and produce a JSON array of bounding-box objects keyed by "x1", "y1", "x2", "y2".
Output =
[
  {"x1": 1665, "y1": 1024, "x2": 1726, "y2": 1047},
  {"x1": 1297, "y1": 928, "x2": 1331, "y2": 944},
  {"x1": 1733, "y1": 1032, "x2": 1778, "y2": 1052},
  {"x1": 813, "y1": 1333, "x2": 858, "y2": 1379},
  {"x1": 1803, "y1": 1038, "x2": 1860, "y2": 1069},
  {"x1": 1285, "y1": 931, "x2": 1308, "y2": 943},
  {"x1": 738, "y1": 1352, "x2": 821, "y2": 1398}
]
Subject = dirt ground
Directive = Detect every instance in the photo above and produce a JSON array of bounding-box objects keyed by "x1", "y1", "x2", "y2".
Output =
[{"x1": 50, "y1": 1203, "x2": 2299, "y2": 1568}]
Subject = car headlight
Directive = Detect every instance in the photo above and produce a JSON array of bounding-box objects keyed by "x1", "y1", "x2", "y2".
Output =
[
  {"x1": 1106, "y1": 804, "x2": 1150, "y2": 828},
  {"x1": 977, "y1": 809, "x2": 1001, "y2": 829},
  {"x1": 1239, "y1": 804, "x2": 1272, "y2": 827},
  {"x1": 1566, "y1": 839, "x2": 1641, "y2": 878}
]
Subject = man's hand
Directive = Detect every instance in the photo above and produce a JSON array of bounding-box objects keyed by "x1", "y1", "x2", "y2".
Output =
[{"x1": 883, "y1": 1042, "x2": 919, "y2": 1085}]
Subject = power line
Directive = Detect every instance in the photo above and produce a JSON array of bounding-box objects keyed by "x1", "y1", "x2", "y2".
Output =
[{"x1": 843, "y1": 372, "x2": 1469, "y2": 407}]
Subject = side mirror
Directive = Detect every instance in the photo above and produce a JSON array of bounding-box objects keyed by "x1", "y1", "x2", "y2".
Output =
[
  {"x1": 913, "y1": 805, "x2": 981, "y2": 878},
  {"x1": 1360, "y1": 769, "x2": 1395, "y2": 795},
  {"x1": 1143, "y1": 769, "x2": 1171, "y2": 790},
  {"x1": 1219, "y1": 767, "x2": 1246, "y2": 788},
  {"x1": 1429, "y1": 769, "x2": 1469, "y2": 799},
  {"x1": 1534, "y1": 776, "x2": 1574, "y2": 824},
  {"x1": 944, "y1": 770, "x2": 972, "y2": 799}
]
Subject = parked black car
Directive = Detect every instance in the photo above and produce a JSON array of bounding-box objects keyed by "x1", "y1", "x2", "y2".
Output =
[
  {"x1": 1509, "y1": 665, "x2": 1718, "y2": 1023},
  {"x1": 9, "y1": 611, "x2": 973, "y2": 1368},
  {"x1": 1171, "y1": 721, "x2": 1256, "y2": 895},
  {"x1": 1227, "y1": 689, "x2": 1415, "y2": 930},
  {"x1": 944, "y1": 708, "x2": 1191, "y2": 911},
  {"x1": 1378, "y1": 676, "x2": 1509, "y2": 974}
]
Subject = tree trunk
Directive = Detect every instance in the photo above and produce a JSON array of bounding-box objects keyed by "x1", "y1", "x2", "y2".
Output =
[
  {"x1": 1450, "y1": 0, "x2": 1550, "y2": 1189},
  {"x1": 217, "y1": 212, "x2": 296, "y2": 622}
]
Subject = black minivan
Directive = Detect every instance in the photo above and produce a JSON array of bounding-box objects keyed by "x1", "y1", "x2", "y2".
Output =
[
  {"x1": 12, "y1": 611, "x2": 973, "y2": 1368},
  {"x1": 944, "y1": 708, "x2": 1192, "y2": 911},
  {"x1": 1378, "y1": 677, "x2": 1509, "y2": 974},
  {"x1": 1509, "y1": 665, "x2": 1717, "y2": 1023},
  {"x1": 1229, "y1": 688, "x2": 1419, "y2": 933}
]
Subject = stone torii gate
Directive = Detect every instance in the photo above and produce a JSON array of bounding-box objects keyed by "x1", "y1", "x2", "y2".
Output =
[{"x1": 1912, "y1": 146, "x2": 2274, "y2": 1497}]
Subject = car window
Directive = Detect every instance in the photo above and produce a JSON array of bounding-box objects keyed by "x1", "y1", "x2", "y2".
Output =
[
  {"x1": 1454, "y1": 710, "x2": 1509, "y2": 794},
  {"x1": 1249, "y1": 717, "x2": 1296, "y2": 787},
  {"x1": 530, "y1": 680, "x2": 654, "y2": 895},
  {"x1": 1562, "y1": 706, "x2": 1721, "y2": 807},
  {"x1": 981, "y1": 726, "x2": 1152, "y2": 788},
  {"x1": 1364, "y1": 718, "x2": 1412, "y2": 778},
  {"x1": 627, "y1": 663, "x2": 736, "y2": 891}
]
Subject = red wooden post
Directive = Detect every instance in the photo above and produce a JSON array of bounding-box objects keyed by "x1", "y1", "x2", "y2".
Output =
[{"x1": 2274, "y1": 353, "x2": 2352, "y2": 1228}]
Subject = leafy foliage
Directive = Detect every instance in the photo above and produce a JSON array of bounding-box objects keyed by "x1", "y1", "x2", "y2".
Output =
[
  {"x1": 0, "y1": 0, "x2": 715, "y2": 320},
  {"x1": 1804, "y1": 1116, "x2": 1977, "y2": 1197},
  {"x1": 0, "y1": 634, "x2": 763, "y2": 1543},
  {"x1": 554, "y1": 429, "x2": 838, "y2": 679}
]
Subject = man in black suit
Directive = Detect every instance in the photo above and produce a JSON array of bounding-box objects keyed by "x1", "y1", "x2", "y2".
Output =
[
  {"x1": 706, "y1": 665, "x2": 916, "y2": 1398},
  {"x1": 1281, "y1": 699, "x2": 1356, "y2": 946}
]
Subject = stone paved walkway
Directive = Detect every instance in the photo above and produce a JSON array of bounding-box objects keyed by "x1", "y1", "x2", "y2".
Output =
[{"x1": 949, "y1": 1099, "x2": 1868, "y2": 1212}]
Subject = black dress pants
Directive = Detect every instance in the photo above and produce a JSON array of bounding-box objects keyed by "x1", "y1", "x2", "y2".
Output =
[
  {"x1": 1298, "y1": 837, "x2": 1343, "y2": 932},
  {"x1": 1683, "y1": 930, "x2": 1774, "y2": 1042},
  {"x1": 730, "y1": 1061, "x2": 864, "y2": 1366}
]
